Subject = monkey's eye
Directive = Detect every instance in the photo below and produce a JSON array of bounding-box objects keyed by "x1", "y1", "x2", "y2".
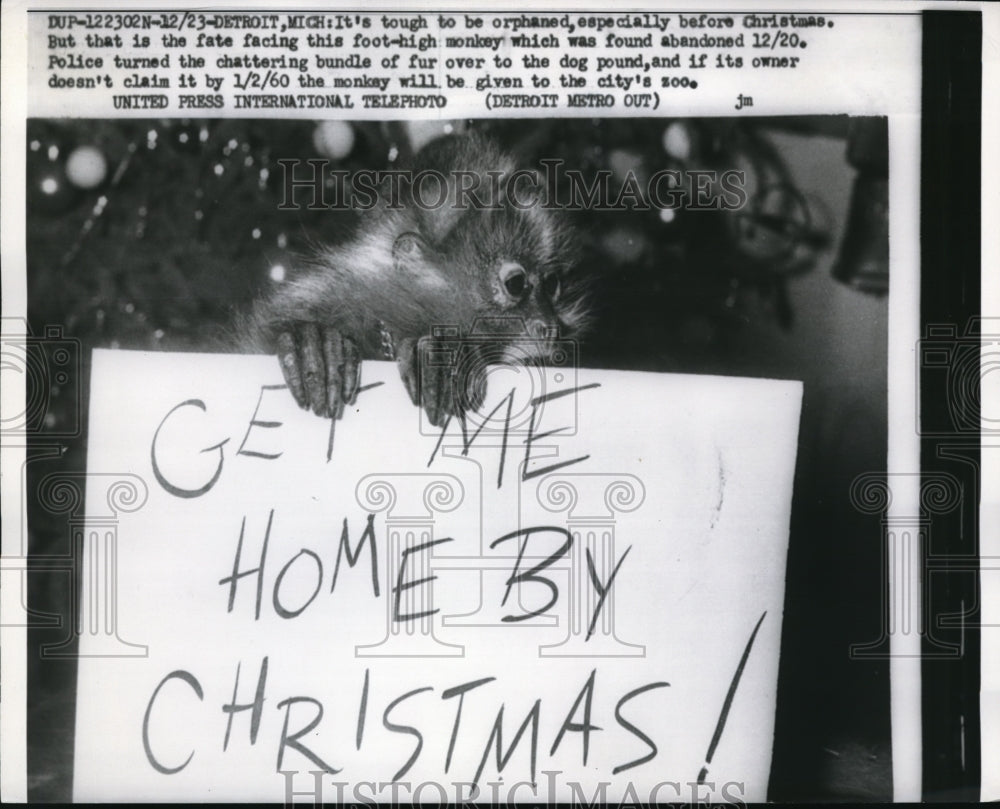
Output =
[
  {"x1": 505, "y1": 273, "x2": 526, "y2": 297},
  {"x1": 542, "y1": 274, "x2": 560, "y2": 300},
  {"x1": 499, "y1": 262, "x2": 529, "y2": 299}
]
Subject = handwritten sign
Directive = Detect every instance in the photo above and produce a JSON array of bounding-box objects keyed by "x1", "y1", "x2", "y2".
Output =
[{"x1": 74, "y1": 349, "x2": 801, "y2": 803}]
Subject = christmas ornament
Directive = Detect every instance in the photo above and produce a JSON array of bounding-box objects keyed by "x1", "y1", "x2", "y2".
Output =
[
  {"x1": 312, "y1": 120, "x2": 356, "y2": 160},
  {"x1": 65, "y1": 145, "x2": 109, "y2": 189},
  {"x1": 832, "y1": 174, "x2": 888, "y2": 294},
  {"x1": 662, "y1": 121, "x2": 693, "y2": 161},
  {"x1": 601, "y1": 227, "x2": 647, "y2": 264},
  {"x1": 607, "y1": 149, "x2": 644, "y2": 183},
  {"x1": 171, "y1": 120, "x2": 203, "y2": 153},
  {"x1": 28, "y1": 151, "x2": 79, "y2": 214},
  {"x1": 405, "y1": 119, "x2": 466, "y2": 152},
  {"x1": 732, "y1": 185, "x2": 811, "y2": 265}
]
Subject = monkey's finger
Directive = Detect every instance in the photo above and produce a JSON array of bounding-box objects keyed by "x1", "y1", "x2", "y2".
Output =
[
  {"x1": 277, "y1": 331, "x2": 306, "y2": 408},
  {"x1": 443, "y1": 369, "x2": 460, "y2": 421},
  {"x1": 414, "y1": 336, "x2": 437, "y2": 424},
  {"x1": 457, "y1": 344, "x2": 487, "y2": 414},
  {"x1": 322, "y1": 328, "x2": 344, "y2": 420},
  {"x1": 431, "y1": 363, "x2": 457, "y2": 428},
  {"x1": 342, "y1": 336, "x2": 361, "y2": 406},
  {"x1": 299, "y1": 323, "x2": 327, "y2": 416},
  {"x1": 464, "y1": 368, "x2": 487, "y2": 413},
  {"x1": 420, "y1": 339, "x2": 452, "y2": 427},
  {"x1": 396, "y1": 338, "x2": 419, "y2": 407},
  {"x1": 420, "y1": 353, "x2": 441, "y2": 427}
]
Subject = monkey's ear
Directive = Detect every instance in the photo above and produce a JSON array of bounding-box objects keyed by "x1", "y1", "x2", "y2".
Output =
[
  {"x1": 392, "y1": 231, "x2": 425, "y2": 269},
  {"x1": 417, "y1": 180, "x2": 465, "y2": 245},
  {"x1": 392, "y1": 231, "x2": 447, "y2": 288}
]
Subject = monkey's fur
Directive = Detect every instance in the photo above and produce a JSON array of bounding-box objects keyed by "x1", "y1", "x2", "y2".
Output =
[{"x1": 245, "y1": 132, "x2": 591, "y2": 426}]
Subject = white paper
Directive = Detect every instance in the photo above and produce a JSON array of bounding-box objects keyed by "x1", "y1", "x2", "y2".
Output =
[{"x1": 72, "y1": 349, "x2": 800, "y2": 803}]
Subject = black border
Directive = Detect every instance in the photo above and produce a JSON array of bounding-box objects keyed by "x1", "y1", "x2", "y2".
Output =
[{"x1": 920, "y1": 9, "x2": 982, "y2": 803}]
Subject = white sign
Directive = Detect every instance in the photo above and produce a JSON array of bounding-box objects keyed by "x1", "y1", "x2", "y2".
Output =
[{"x1": 74, "y1": 349, "x2": 801, "y2": 803}]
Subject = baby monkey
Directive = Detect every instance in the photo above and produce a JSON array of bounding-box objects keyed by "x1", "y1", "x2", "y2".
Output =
[{"x1": 247, "y1": 131, "x2": 590, "y2": 426}]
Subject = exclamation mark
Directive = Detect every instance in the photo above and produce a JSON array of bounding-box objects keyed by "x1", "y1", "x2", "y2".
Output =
[{"x1": 697, "y1": 611, "x2": 767, "y2": 784}]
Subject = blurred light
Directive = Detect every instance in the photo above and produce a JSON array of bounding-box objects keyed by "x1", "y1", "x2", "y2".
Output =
[
  {"x1": 269, "y1": 263, "x2": 286, "y2": 282},
  {"x1": 662, "y1": 121, "x2": 692, "y2": 161}
]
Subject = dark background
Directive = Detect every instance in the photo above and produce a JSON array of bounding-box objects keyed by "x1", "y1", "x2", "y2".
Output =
[{"x1": 25, "y1": 115, "x2": 890, "y2": 800}]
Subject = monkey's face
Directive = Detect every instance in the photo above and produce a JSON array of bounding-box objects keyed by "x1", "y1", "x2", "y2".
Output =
[
  {"x1": 468, "y1": 198, "x2": 585, "y2": 360},
  {"x1": 399, "y1": 172, "x2": 589, "y2": 358},
  {"x1": 483, "y1": 258, "x2": 563, "y2": 362}
]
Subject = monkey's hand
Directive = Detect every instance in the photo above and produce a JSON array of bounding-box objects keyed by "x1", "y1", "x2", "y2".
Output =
[
  {"x1": 397, "y1": 336, "x2": 487, "y2": 428},
  {"x1": 275, "y1": 323, "x2": 361, "y2": 419}
]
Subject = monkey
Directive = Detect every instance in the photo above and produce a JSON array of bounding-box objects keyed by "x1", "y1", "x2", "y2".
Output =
[{"x1": 244, "y1": 131, "x2": 592, "y2": 427}]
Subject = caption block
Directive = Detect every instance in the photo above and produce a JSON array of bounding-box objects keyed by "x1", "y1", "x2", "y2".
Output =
[{"x1": 32, "y1": 10, "x2": 917, "y2": 117}]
